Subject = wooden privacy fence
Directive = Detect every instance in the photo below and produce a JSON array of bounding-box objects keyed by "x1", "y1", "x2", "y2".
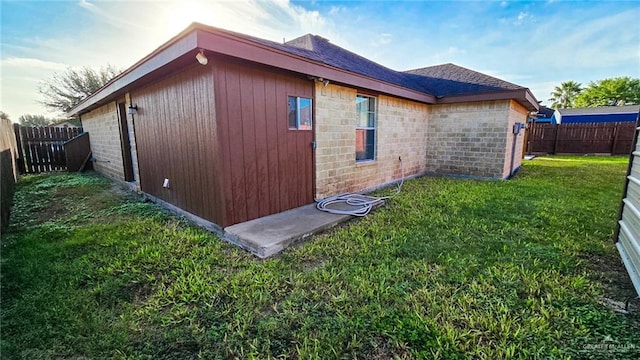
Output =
[
  {"x1": 1, "y1": 149, "x2": 15, "y2": 233},
  {"x1": 1, "y1": 118, "x2": 18, "y2": 234},
  {"x1": 527, "y1": 122, "x2": 635, "y2": 155},
  {"x1": 14, "y1": 125, "x2": 83, "y2": 173},
  {"x1": 64, "y1": 132, "x2": 92, "y2": 172}
]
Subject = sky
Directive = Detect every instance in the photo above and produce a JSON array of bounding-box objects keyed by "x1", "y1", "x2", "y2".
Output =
[{"x1": 1, "y1": 0, "x2": 639, "y2": 120}]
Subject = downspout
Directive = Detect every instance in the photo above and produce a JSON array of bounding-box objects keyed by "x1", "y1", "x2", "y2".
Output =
[
  {"x1": 509, "y1": 132, "x2": 517, "y2": 178},
  {"x1": 509, "y1": 123, "x2": 523, "y2": 178}
]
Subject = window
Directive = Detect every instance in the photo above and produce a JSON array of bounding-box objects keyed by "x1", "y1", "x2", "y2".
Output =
[
  {"x1": 356, "y1": 95, "x2": 376, "y2": 161},
  {"x1": 288, "y1": 96, "x2": 312, "y2": 130}
]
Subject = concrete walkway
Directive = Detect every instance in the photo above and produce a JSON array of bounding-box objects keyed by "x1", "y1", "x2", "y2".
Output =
[{"x1": 224, "y1": 203, "x2": 352, "y2": 258}]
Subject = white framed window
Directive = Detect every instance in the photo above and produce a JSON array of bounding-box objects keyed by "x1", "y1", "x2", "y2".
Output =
[
  {"x1": 288, "y1": 96, "x2": 312, "y2": 130},
  {"x1": 356, "y1": 95, "x2": 376, "y2": 161}
]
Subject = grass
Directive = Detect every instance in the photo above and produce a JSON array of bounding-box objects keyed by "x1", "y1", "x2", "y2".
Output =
[{"x1": 1, "y1": 156, "x2": 639, "y2": 359}]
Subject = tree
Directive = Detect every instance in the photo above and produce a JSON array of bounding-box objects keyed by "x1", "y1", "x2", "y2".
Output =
[
  {"x1": 18, "y1": 114, "x2": 54, "y2": 127},
  {"x1": 574, "y1": 77, "x2": 640, "y2": 107},
  {"x1": 38, "y1": 64, "x2": 122, "y2": 114},
  {"x1": 0, "y1": 111, "x2": 9, "y2": 122},
  {"x1": 548, "y1": 81, "x2": 582, "y2": 109}
]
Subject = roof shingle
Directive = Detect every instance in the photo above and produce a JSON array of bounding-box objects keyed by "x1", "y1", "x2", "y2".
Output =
[{"x1": 404, "y1": 63, "x2": 524, "y2": 97}]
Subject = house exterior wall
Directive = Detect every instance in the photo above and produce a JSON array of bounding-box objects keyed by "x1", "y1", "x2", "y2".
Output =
[
  {"x1": 426, "y1": 100, "x2": 512, "y2": 179},
  {"x1": 314, "y1": 83, "x2": 430, "y2": 198},
  {"x1": 81, "y1": 102, "x2": 126, "y2": 180},
  {"x1": 213, "y1": 57, "x2": 314, "y2": 226},
  {"x1": 502, "y1": 100, "x2": 529, "y2": 178},
  {"x1": 132, "y1": 64, "x2": 226, "y2": 225},
  {"x1": 132, "y1": 58, "x2": 314, "y2": 227}
]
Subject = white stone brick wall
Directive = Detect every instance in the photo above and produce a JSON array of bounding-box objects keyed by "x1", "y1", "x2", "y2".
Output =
[
  {"x1": 314, "y1": 83, "x2": 430, "y2": 198},
  {"x1": 502, "y1": 100, "x2": 529, "y2": 178},
  {"x1": 426, "y1": 100, "x2": 512, "y2": 179},
  {"x1": 80, "y1": 102, "x2": 125, "y2": 181}
]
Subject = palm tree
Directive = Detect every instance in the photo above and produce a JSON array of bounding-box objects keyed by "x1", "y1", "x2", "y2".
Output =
[{"x1": 548, "y1": 81, "x2": 582, "y2": 109}]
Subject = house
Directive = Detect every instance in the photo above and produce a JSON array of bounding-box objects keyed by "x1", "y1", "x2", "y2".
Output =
[
  {"x1": 550, "y1": 105, "x2": 639, "y2": 124},
  {"x1": 67, "y1": 22, "x2": 539, "y2": 229},
  {"x1": 531, "y1": 105, "x2": 555, "y2": 123}
]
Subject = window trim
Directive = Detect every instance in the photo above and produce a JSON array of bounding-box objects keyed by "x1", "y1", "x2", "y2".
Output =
[{"x1": 355, "y1": 94, "x2": 376, "y2": 162}]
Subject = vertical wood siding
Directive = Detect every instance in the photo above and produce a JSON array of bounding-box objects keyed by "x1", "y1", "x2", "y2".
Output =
[
  {"x1": 213, "y1": 57, "x2": 314, "y2": 226},
  {"x1": 133, "y1": 58, "x2": 313, "y2": 227},
  {"x1": 133, "y1": 64, "x2": 225, "y2": 225}
]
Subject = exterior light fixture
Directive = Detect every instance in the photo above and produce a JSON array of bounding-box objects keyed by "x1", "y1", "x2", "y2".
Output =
[
  {"x1": 127, "y1": 104, "x2": 138, "y2": 115},
  {"x1": 307, "y1": 75, "x2": 330, "y2": 86},
  {"x1": 196, "y1": 50, "x2": 208, "y2": 65}
]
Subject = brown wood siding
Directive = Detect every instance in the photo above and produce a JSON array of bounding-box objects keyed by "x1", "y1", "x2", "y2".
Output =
[
  {"x1": 132, "y1": 64, "x2": 225, "y2": 225},
  {"x1": 213, "y1": 56, "x2": 314, "y2": 226}
]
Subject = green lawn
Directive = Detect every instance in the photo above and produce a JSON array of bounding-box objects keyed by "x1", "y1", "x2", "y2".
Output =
[{"x1": 1, "y1": 156, "x2": 639, "y2": 359}]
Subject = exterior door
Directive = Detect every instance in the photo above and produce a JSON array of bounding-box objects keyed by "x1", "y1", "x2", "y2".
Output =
[
  {"x1": 286, "y1": 95, "x2": 315, "y2": 211},
  {"x1": 117, "y1": 102, "x2": 135, "y2": 182},
  {"x1": 214, "y1": 58, "x2": 315, "y2": 226}
]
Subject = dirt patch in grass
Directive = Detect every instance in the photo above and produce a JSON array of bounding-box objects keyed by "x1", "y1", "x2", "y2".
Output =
[{"x1": 583, "y1": 252, "x2": 640, "y2": 313}]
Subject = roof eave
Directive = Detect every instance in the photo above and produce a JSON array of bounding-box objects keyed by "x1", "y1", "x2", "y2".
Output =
[
  {"x1": 68, "y1": 23, "x2": 438, "y2": 116},
  {"x1": 436, "y1": 88, "x2": 539, "y2": 111},
  {"x1": 194, "y1": 28, "x2": 436, "y2": 103},
  {"x1": 68, "y1": 30, "x2": 199, "y2": 117}
]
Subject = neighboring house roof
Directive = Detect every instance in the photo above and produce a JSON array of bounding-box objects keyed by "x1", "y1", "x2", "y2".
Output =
[
  {"x1": 557, "y1": 105, "x2": 640, "y2": 116},
  {"x1": 68, "y1": 22, "x2": 539, "y2": 116},
  {"x1": 552, "y1": 105, "x2": 639, "y2": 124},
  {"x1": 536, "y1": 105, "x2": 555, "y2": 119}
]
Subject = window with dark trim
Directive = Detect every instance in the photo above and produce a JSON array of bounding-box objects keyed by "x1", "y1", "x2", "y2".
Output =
[
  {"x1": 288, "y1": 96, "x2": 312, "y2": 130},
  {"x1": 356, "y1": 95, "x2": 376, "y2": 161}
]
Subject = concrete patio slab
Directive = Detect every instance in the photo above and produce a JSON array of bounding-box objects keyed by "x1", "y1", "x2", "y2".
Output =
[{"x1": 223, "y1": 203, "x2": 353, "y2": 258}]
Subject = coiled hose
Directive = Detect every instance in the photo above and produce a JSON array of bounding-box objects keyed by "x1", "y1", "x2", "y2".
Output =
[{"x1": 316, "y1": 158, "x2": 405, "y2": 216}]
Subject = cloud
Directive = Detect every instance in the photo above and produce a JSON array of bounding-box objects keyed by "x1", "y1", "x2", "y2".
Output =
[
  {"x1": 329, "y1": 6, "x2": 346, "y2": 16},
  {"x1": 76, "y1": 0, "x2": 146, "y2": 30},
  {"x1": 500, "y1": 1, "x2": 508, "y2": 7},
  {"x1": 1, "y1": 57, "x2": 68, "y2": 71},
  {"x1": 515, "y1": 11, "x2": 532, "y2": 25},
  {"x1": 428, "y1": 47, "x2": 467, "y2": 64},
  {"x1": 77, "y1": 0, "x2": 94, "y2": 10},
  {"x1": 371, "y1": 33, "x2": 392, "y2": 47}
]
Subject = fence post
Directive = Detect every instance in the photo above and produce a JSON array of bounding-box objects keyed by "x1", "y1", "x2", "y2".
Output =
[
  {"x1": 13, "y1": 124, "x2": 25, "y2": 174},
  {"x1": 552, "y1": 125, "x2": 559, "y2": 155},
  {"x1": 611, "y1": 122, "x2": 620, "y2": 154}
]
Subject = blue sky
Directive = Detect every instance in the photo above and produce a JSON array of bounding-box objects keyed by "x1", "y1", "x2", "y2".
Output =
[{"x1": 1, "y1": 0, "x2": 639, "y2": 119}]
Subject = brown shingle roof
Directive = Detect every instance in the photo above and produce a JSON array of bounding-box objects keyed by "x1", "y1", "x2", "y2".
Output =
[{"x1": 404, "y1": 63, "x2": 524, "y2": 97}]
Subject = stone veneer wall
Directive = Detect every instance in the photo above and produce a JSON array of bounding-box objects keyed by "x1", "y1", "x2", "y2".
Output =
[
  {"x1": 501, "y1": 100, "x2": 529, "y2": 178},
  {"x1": 426, "y1": 100, "x2": 512, "y2": 179},
  {"x1": 314, "y1": 83, "x2": 430, "y2": 198},
  {"x1": 80, "y1": 102, "x2": 126, "y2": 181}
]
